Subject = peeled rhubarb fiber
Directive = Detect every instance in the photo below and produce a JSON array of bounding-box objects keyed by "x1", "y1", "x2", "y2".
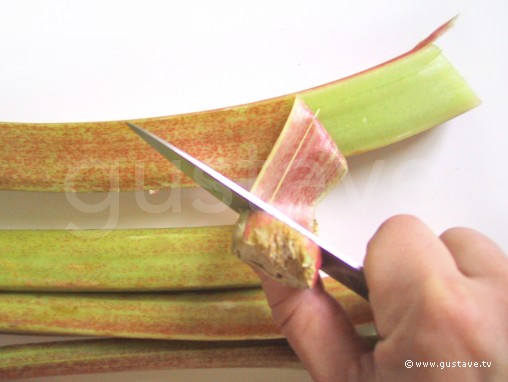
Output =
[
  {"x1": 234, "y1": 211, "x2": 322, "y2": 288},
  {"x1": 0, "y1": 338, "x2": 301, "y2": 380},
  {"x1": 0, "y1": 19, "x2": 479, "y2": 192}
]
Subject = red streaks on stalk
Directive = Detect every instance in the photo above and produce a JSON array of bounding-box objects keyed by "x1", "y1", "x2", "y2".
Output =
[
  {"x1": 0, "y1": 98, "x2": 293, "y2": 191},
  {"x1": 252, "y1": 98, "x2": 347, "y2": 229}
]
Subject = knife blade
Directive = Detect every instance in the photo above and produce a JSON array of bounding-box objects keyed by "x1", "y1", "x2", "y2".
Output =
[{"x1": 127, "y1": 122, "x2": 368, "y2": 299}]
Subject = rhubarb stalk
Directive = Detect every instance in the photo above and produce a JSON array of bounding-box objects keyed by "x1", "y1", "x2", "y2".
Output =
[
  {"x1": 0, "y1": 226, "x2": 259, "y2": 292},
  {"x1": 0, "y1": 278, "x2": 372, "y2": 340},
  {"x1": 0, "y1": 19, "x2": 479, "y2": 192},
  {"x1": 0, "y1": 338, "x2": 301, "y2": 380}
]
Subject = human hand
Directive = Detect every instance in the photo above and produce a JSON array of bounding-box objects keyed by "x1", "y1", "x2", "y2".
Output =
[{"x1": 257, "y1": 215, "x2": 508, "y2": 381}]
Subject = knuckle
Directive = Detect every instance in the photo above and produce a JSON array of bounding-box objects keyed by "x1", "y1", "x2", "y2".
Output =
[
  {"x1": 419, "y1": 276, "x2": 479, "y2": 334},
  {"x1": 380, "y1": 214, "x2": 422, "y2": 232},
  {"x1": 439, "y1": 226, "x2": 472, "y2": 243},
  {"x1": 414, "y1": 276, "x2": 495, "y2": 360},
  {"x1": 367, "y1": 214, "x2": 422, "y2": 251},
  {"x1": 365, "y1": 214, "x2": 424, "y2": 270}
]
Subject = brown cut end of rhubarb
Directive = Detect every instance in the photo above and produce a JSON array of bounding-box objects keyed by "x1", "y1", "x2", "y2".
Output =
[
  {"x1": 234, "y1": 211, "x2": 322, "y2": 289},
  {"x1": 233, "y1": 97, "x2": 346, "y2": 288}
]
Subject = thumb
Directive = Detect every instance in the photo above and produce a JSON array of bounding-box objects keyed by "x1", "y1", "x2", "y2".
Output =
[{"x1": 257, "y1": 270, "x2": 373, "y2": 382}]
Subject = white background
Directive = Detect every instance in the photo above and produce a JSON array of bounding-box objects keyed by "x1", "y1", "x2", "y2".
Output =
[{"x1": 1, "y1": 0, "x2": 507, "y2": 381}]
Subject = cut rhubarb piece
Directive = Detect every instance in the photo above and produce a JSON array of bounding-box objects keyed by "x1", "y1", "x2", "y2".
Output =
[{"x1": 233, "y1": 98, "x2": 346, "y2": 288}]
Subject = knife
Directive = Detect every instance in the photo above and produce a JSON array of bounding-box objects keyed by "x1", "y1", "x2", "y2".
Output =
[{"x1": 127, "y1": 122, "x2": 368, "y2": 299}]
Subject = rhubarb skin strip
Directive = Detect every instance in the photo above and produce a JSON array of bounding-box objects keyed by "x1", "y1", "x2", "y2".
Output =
[
  {"x1": 234, "y1": 97, "x2": 346, "y2": 288},
  {"x1": 0, "y1": 278, "x2": 372, "y2": 340},
  {"x1": 0, "y1": 338, "x2": 301, "y2": 380},
  {"x1": 0, "y1": 20, "x2": 479, "y2": 192},
  {"x1": 0, "y1": 226, "x2": 259, "y2": 292},
  {"x1": 250, "y1": 97, "x2": 347, "y2": 228}
]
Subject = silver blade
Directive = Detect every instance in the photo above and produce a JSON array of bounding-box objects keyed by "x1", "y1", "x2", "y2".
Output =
[{"x1": 128, "y1": 122, "x2": 368, "y2": 299}]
